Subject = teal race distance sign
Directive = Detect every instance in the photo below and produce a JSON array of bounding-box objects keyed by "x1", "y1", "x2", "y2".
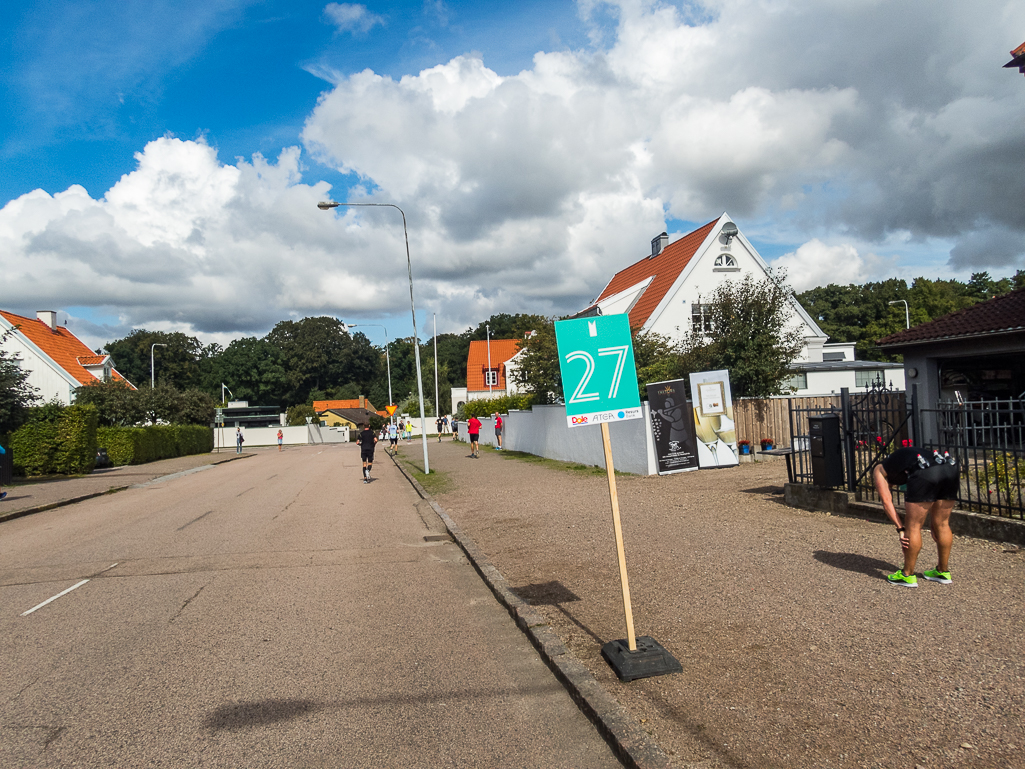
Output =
[{"x1": 555, "y1": 315, "x2": 643, "y2": 429}]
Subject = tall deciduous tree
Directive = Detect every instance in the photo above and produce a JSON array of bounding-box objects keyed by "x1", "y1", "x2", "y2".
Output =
[
  {"x1": 0, "y1": 328, "x2": 40, "y2": 435},
  {"x1": 103, "y1": 329, "x2": 207, "y2": 390}
]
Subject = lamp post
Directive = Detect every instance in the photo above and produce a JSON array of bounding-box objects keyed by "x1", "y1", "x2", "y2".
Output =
[
  {"x1": 889, "y1": 300, "x2": 910, "y2": 329},
  {"x1": 486, "y1": 323, "x2": 493, "y2": 395},
  {"x1": 347, "y1": 323, "x2": 392, "y2": 423},
  {"x1": 433, "y1": 313, "x2": 439, "y2": 419},
  {"x1": 150, "y1": 343, "x2": 167, "y2": 388},
  {"x1": 318, "y1": 200, "x2": 430, "y2": 474}
]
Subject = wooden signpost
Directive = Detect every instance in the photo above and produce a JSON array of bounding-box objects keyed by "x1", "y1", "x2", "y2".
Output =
[{"x1": 555, "y1": 315, "x2": 681, "y2": 681}]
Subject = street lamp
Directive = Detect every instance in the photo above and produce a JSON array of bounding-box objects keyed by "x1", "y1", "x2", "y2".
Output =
[
  {"x1": 347, "y1": 323, "x2": 392, "y2": 422},
  {"x1": 318, "y1": 200, "x2": 431, "y2": 474},
  {"x1": 433, "y1": 313, "x2": 439, "y2": 419},
  {"x1": 889, "y1": 300, "x2": 910, "y2": 329},
  {"x1": 150, "y1": 343, "x2": 167, "y2": 388}
]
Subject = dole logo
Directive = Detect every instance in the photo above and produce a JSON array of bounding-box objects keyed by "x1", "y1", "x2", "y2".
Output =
[{"x1": 571, "y1": 415, "x2": 589, "y2": 425}]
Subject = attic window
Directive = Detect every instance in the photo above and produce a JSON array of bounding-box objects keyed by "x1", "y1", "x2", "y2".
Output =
[
  {"x1": 713, "y1": 253, "x2": 738, "y2": 270},
  {"x1": 484, "y1": 369, "x2": 499, "y2": 387},
  {"x1": 823, "y1": 352, "x2": 846, "y2": 362}
]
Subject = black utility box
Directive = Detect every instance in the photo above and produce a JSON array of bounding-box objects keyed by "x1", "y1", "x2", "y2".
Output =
[{"x1": 809, "y1": 414, "x2": 844, "y2": 488}]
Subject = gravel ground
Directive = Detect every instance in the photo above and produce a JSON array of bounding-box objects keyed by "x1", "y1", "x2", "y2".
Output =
[{"x1": 412, "y1": 440, "x2": 1025, "y2": 769}]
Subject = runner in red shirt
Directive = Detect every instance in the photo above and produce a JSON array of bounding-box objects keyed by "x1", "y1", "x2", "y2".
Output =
[{"x1": 467, "y1": 415, "x2": 482, "y2": 458}]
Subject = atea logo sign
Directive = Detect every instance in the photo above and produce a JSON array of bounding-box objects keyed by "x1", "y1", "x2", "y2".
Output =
[{"x1": 555, "y1": 315, "x2": 643, "y2": 429}]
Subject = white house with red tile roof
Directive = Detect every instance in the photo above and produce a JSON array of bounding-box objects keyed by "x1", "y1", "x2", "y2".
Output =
[
  {"x1": 579, "y1": 214, "x2": 903, "y2": 396},
  {"x1": 450, "y1": 338, "x2": 526, "y2": 414},
  {"x1": 0, "y1": 309, "x2": 135, "y2": 405}
]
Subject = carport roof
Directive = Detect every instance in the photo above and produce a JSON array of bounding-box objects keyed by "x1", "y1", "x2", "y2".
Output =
[{"x1": 877, "y1": 288, "x2": 1025, "y2": 348}]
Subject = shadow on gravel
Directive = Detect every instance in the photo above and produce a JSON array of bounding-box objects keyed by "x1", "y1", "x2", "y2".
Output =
[
  {"x1": 511, "y1": 582, "x2": 606, "y2": 645},
  {"x1": 740, "y1": 485, "x2": 784, "y2": 495},
  {"x1": 813, "y1": 550, "x2": 895, "y2": 577},
  {"x1": 204, "y1": 699, "x2": 319, "y2": 731}
]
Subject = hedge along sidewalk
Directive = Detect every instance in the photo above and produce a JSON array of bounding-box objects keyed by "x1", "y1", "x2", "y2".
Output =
[
  {"x1": 389, "y1": 452, "x2": 673, "y2": 769},
  {"x1": 0, "y1": 453, "x2": 253, "y2": 524}
]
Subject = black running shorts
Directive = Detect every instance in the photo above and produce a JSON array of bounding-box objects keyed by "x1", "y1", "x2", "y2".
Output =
[
  {"x1": 905, "y1": 462, "x2": 959, "y2": 503},
  {"x1": 468, "y1": 432, "x2": 479, "y2": 442},
  {"x1": 361, "y1": 449, "x2": 375, "y2": 462}
]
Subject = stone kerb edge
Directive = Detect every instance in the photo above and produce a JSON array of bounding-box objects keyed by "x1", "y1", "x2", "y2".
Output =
[{"x1": 389, "y1": 454, "x2": 674, "y2": 769}]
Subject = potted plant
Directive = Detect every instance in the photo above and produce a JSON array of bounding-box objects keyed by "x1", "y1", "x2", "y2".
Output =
[
  {"x1": 760, "y1": 437, "x2": 774, "y2": 451},
  {"x1": 738, "y1": 439, "x2": 751, "y2": 455}
]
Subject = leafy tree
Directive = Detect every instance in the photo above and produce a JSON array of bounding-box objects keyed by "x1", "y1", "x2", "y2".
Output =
[
  {"x1": 633, "y1": 331, "x2": 686, "y2": 390},
  {"x1": 511, "y1": 319, "x2": 560, "y2": 404},
  {"x1": 0, "y1": 328, "x2": 40, "y2": 435},
  {"x1": 286, "y1": 404, "x2": 318, "y2": 426},
  {"x1": 103, "y1": 329, "x2": 207, "y2": 390},
  {"x1": 690, "y1": 272, "x2": 806, "y2": 398},
  {"x1": 214, "y1": 337, "x2": 289, "y2": 407},
  {"x1": 74, "y1": 380, "x2": 145, "y2": 427}
]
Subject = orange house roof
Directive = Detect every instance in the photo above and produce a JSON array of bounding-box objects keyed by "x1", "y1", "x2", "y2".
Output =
[
  {"x1": 591, "y1": 219, "x2": 718, "y2": 331},
  {"x1": 467, "y1": 338, "x2": 523, "y2": 393},
  {"x1": 313, "y1": 398, "x2": 377, "y2": 413},
  {"x1": 0, "y1": 310, "x2": 135, "y2": 388}
]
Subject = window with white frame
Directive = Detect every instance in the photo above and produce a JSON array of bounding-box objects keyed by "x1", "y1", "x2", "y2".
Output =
[
  {"x1": 785, "y1": 371, "x2": 807, "y2": 391},
  {"x1": 713, "y1": 253, "x2": 738, "y2": 268},
  {"x1": 691, "y1": 303, "x2": 713, "y2": 334},
  {"x1": 484, "y1": 368, "x2": 499, "y2": 387},
  {"x1": 855, "y1": 370, "x2": 884, "y2": 388}
]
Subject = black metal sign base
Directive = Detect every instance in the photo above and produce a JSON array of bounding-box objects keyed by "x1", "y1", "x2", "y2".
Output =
[{"x1": 601, "y1": 636, "x2": 682, "y2": 682}]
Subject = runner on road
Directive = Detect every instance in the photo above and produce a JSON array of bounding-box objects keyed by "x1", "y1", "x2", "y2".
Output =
[
  {"x1": 467, "y1": 415, "x2": 482, "y2": 458},
  {"x1": 358, "y1": 423, "x2": 378, "y2": 483},
  {"x1": 388, "y1": 421, "x2": 398, "y2": 454},
  {"x1": 436, "y1": 416, "x2": 444, "y2": 443},
  {"x1": 873, "y1": 446, "x2": 959, "y2": 588}
]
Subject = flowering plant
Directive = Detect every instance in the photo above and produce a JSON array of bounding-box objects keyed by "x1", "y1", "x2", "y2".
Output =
[
  {"x1": 737, "y1": 439, "x2": 751, "y2": 447},
  {"x1": 760, "y1": 438, "x2": 774, "y2": 448}
]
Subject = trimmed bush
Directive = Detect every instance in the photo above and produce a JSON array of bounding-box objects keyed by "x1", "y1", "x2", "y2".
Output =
[
  {"x1": 462, "y1": 395, "x2": 535, "y2": 418},
  {"x1": 97, "y1": 424, "x2": 213, "y2": 466},
  {"x1": 10, "y1": 404, "x2": 97, "y2": 476}
]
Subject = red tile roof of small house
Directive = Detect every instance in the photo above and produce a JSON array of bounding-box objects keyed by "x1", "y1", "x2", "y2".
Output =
[
  {"x1": 876, "y1": 288, "x2": 1025, "y2": 348},
  {"x1": 313, "y1": 398, "x2": 377, "y2": 413},
  {"x1": 590, "y1": 219, "x2": 718, "y2": 331},
  {"x1": 0, "y1": 310, "x2": 135, "y2": 388},
  {"x1": 466, "y1": 338, "x2": 522, "y2": 392}
]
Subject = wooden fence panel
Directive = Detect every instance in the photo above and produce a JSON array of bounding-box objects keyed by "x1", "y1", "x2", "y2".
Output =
[{"x1": 733, "y1": 396, "x2": 842, "y2": 448}]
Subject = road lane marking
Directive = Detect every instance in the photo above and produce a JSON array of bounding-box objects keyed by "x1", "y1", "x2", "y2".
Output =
[{"x1": 21, "y1": 580, "x2": 90, "y2": 616}]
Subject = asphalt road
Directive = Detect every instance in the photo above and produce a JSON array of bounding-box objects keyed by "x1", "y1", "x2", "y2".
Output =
[{"x1": 0, "y1": 445, "x2": 621, "y2": 768}]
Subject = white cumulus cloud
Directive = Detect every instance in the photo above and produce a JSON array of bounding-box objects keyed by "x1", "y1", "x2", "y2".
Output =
[{"x1": 323, "y1": 3, "x2": 385, "y2": 36}]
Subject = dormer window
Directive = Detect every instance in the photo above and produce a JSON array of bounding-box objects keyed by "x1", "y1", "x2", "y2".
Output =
[
  {"x1": 713, "y1": 253, "x2": 738, "y2": 270},
  {"x1": 484, "y1": 368, "x2": 499, "y2": 387}
]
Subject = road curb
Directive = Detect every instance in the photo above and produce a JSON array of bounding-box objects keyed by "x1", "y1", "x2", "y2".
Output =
[
  {"x1": 390, "y1": 454, "x2": 673, "y2": 769},
  {"x1": 0, "y1": 453, "x2": 253, "y2": 525}
]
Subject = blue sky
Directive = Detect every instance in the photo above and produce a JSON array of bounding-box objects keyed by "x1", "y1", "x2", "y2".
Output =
[{"x1": 2, "y1": 0, "x2": 1024, "y2": 351}]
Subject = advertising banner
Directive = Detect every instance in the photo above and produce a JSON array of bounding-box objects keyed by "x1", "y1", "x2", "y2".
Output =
[
  {"x1": 688, "y1": 369, "x2": 739, "y2": 468},
  {"x1": 555, "y1": 315, "x2": 643, "y2": 429},
  {"x1": 646, "y1": 379, "x2": 700, "y2": 474}
]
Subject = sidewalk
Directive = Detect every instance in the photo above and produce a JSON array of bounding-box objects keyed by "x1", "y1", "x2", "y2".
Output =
[
  {"x1": 0, "y1": 450, "x2": 255, "y2": 523},
  {"x1": 401, "y1": 440, "x2": 1025, "y2": 769}
]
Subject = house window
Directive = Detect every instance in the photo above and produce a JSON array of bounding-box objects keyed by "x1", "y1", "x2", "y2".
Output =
[
  {"x1": 691, "y1": 303, "x2": 713, "y2": 334},
  {"x1": 484, "y1": 368, "x2": 499, "y2": 387},
  {"x1": 855, "y1": 370, "x2": 884, "y2": 388},
  {"x1": 785, "y1": 372, "x2": 808, "y2": 391},
  {"x1": 713, "y1": 253, "x2": 738, "y2": 269}
]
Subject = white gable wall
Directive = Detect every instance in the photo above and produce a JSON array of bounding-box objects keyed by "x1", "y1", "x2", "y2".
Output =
[
  {"x1": 0, "y1": 318, "x2": 80, "y2": 406},
  {"x1": 640, "y1": 214, "x2": 827, "y2": 360}
]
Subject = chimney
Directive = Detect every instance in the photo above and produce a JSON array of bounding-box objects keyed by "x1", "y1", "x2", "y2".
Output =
[
  {"x1": 359, "y1": 395, "x2": 365, "y2": 409},
  {"x1": 37, "y1": 310, "x2": 58, "y2": 330},
  {"x1": 650, "y1": 232, "x2": 668, "y2": 257}
]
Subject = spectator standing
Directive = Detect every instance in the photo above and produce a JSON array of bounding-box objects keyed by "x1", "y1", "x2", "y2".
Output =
[
  {"x1": 467, "y1": 415, "x2": 482, "y2": 458},
  {"x1": 277, "y1": 429, "x2": 283, "y2": 451},
  {"x1": 494, "y1": 413, "x2": 504, "y2": 450},
  {"x1": 436, "y1": 416, "x2": 444, "y2": 443},
  {"x1": 404, "y1": 422, "x2": 413, "y2": 443},
  {"x1": 236, "y1": 427, "x2": 244, "y2": 454},
  {"x1": 0, "y1": 442, "x2": 7, "y2": 501},
  {"x1": 872, "y1": 446, "x2": 959, "y2": 588}
]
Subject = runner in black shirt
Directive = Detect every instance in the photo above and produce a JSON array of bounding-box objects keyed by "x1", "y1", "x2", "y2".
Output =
[
  {"x1": 873, "y1": 446, "x2": 959, "y2": 588},
  {"x1": 357, "y1": 424, "x2": 378, "y2": 484}
]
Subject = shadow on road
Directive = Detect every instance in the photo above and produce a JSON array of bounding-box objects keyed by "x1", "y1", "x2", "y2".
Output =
[{"x1": 813, "y1": 550, "x2": 895, "y2": 577}]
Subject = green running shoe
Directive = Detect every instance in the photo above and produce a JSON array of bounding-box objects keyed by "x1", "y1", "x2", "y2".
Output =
[
  {"x1": 886, "y1": 570, "x2": 918, "y2": 588},
  {"x1": 923, "y1": 568, "x2": 952, "y2": 584}
]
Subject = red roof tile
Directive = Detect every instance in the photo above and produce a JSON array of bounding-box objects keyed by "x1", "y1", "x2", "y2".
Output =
[
  {"x1": 313, "y1": 398, "x2": 377, "y2": 413},
  {"x1": 466, "y1": 338, "x2": 522, "y2": 392},
  {"x1": 593, "y1": 220, "x2": 718, "y2": 331},
  {"x1": 1, "y1": 310, "x2": 135, "y2": 388},
  {"x1": 877, "y1": 288, "x2": 1025, "y2": 347}
]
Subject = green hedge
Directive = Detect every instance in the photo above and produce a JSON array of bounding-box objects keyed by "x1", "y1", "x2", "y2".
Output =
[
  {"x1": 10, "y1": 405, "x2": 97, "y2": 476},
  {"x1": 97, "y1": 425, "x2": 213, "y2": 466},
  {"x1": 461, "y1": 395, "x2": 535, "y2": 418}
]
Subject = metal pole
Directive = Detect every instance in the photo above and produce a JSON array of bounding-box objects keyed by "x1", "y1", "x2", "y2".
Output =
[
  {"x1": 486, "y1": 323, "x2": 493, "y2": 395},
  {"x1": 889, "y1": 300, "x2": 910, "y2": 329},
  {"x1": 150, "y1": 343, "x2": 166, "y2": 388},
  {"x1": 350, "y1": 324, "x2": 392, "y2": 423},
  {"x1": 434, "y1": 313, "x2": 439, "y2": 419},
  {"x1": 318, "y1": 201, "x2": 430, "y2": 473}
]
